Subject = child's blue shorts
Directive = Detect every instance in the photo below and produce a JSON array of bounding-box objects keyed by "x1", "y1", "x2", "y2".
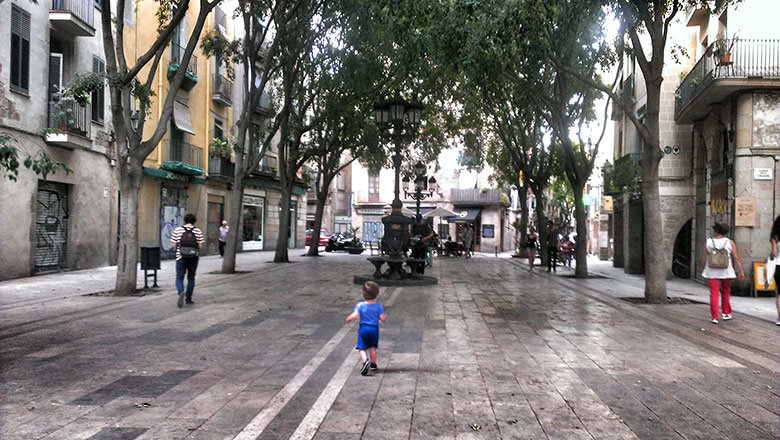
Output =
[{"x1": 356, "y1": 324, "x2": 379, "y2": 349}]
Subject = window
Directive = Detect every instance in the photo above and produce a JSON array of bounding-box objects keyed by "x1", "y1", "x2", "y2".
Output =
[
  {"x1": 213, "y1": 118, "x2": 224, "y2": 140},
  {"x1": 10, "y1": 5, "x2": 31, "y2": 94},
  {"x1": 91, "y1": 57, "x2": 105, "y2": 123},
  {"x1": 368, "y1": 174, "x2": 379, "y2": 194}
]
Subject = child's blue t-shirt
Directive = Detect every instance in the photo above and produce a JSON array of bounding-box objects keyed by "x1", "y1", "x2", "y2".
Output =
[{"x1": 355, "y1": 301, "x2": 384, "y2": 326}]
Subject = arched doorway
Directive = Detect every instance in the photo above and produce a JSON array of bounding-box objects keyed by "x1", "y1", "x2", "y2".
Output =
[{"x1": 672, "y1": 219, "x2": 692, "y2": 279}]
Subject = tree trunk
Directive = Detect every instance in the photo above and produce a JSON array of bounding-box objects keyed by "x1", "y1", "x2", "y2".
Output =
[
  {"x1": 642, "y1": 77, "x2": 667, "y2": 303},
  {"x1": 517, "y1": 185, "x2": 529, "y2": 253},
  {"x1": 306, "y1": 190, "x2": 329, "y2": 257},
  {"x1": 222, "y1": 173, "x2": 245, "y2": 273},
  {"x1": 572, "y1": 186, "x2": 588, "y2": 278},
  {"x1": 274, "y1": 186, "x2": 293, "y2": 262},
  {"x1": 114, "y1": 157, "x2": 143, "y2": 295},
  {"x1": 532, "y1": 187, "x2": 548, "y2": 265}
]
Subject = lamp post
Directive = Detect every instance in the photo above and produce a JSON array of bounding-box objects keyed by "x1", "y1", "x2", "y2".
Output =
[
  {"x1": 403, "y1": 161, "x2": 437, "y2": 218},
  {"x1": 373, "y1": 95, "x2": 424, "y2": 279}
]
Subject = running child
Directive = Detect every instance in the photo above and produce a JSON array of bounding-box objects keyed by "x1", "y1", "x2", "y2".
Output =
[{"x1": 346, "y1": 281, "x2": 386, "y2": 375}]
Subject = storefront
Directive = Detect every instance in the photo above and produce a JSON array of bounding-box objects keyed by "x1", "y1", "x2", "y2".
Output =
[{"x1": 242, "y1": 194, "x2": 265, "y2": 251}]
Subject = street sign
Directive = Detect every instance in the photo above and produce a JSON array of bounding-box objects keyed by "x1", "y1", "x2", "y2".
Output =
[
  {"x1": 603, "y1": 195, "x2": 613, "y2": 212},
  {"x1": 582, "y1": 194, "x2": 595, "y2": 206},
  {"x1": 754, "y1": 168, "x2": 773, "y2": 180}
]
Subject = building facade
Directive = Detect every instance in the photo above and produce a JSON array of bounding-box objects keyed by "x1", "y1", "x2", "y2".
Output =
[
  {"x1": 0, "y1": 0, "x2": 115, "y2": 280},
  {"x1": 305, "y1": 155, "x2": 353, "y2": 236},
  {"x1": 675, "y1": 0, "x2": 780, "y2": 291}
]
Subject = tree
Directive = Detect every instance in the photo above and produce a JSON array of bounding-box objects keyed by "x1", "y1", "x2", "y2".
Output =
[
  {"x1": 552, "y1": 0, "x2": 741, "y2": 299},
  {"x1": 200, "y1": 0, "x2": 309, "y2": 273},
  {"x1": 304, "y1": 52, "x2": 383, "y2": 257},
  {"x1": 100, "y1": 0, "x2": 219, "y2": 295}
]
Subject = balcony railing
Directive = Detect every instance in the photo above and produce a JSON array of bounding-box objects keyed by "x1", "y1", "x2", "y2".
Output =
[
  {"x1": 675, "y1": 39, "x2": 780, "y2": 120},
  {"x1": 212, "y1": 74, "x2": 232, "y2": 106},
  {"x1": 167, "y1": 142, "x2": 203, "y2": 170},
  {"x1": 208, "y1": 154, "x2": 234, "y2": 178},
  {"x1": 48, "y1": 98, "x2": 89, "y2": 137},
  {"x1": 50, "y1": 0, "x2": 94, "y2": 31},
  {"x1": 170, "y1": 44, "x2": 198, "y2": 75}
]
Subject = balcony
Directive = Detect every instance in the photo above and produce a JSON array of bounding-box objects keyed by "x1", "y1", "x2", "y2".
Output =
[
  {"x1": 450, "y1": 188, "x2": 508, "y2": 206},
  {"x1": 611, "y1": 74, "x2": 635, "y2": 120},
  {"x1": 162, "y1": 142, "x2": 204, "y2": 175},
  {"x1": 208, "y1": 154, "x2": 234, "y2": 179},
  {"x1": 45, "y1": 98, "x2": 91, "y2": 150},
  {"x1": 254, "y1": 91, "x2": 273, "y2": 116},
  {"x1": 675, "y1": 39, "x2": 780, "y2": 123},
  {"x1": 212, "y1": 74, "x2": 232, "y2": 106},
  {"x1": 167, "y1": 44, "x2": 198, "y2": 92},
  {"x1": 50, "y1": 0, "x2": 94, "y2": 37}
]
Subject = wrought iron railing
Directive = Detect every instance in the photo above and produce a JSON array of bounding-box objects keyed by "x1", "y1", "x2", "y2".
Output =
[
  {"x1": 255, "y1": 90, "x2": 273, "y2": 114},
  {"x1": 48, "y1": 98, "x2": 90, "y2": 137},
  {"x1": 450, "y1": 188, "x2": 506, "y2": 205},
  {"x1": 212, "y1": 73, "x2": 232, "y2": 104},
  {"x1": 675, "y1": 39, "x2": 780, "y2": 118},
  {"x1": 51, "y1": 0, "x2": 94, "y2": 27},
  {"x1": 170, "y1": 43, "x2": 198, "y2": 75},
  {"x1": 168, "y1": 141, "x2": 203, "y2": 170}
]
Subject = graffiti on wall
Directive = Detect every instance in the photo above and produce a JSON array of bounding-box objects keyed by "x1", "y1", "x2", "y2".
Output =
[
  {"x1": 35, "y1": 185, "x2": 68, "y2": 270},
  {"x1": 160, "y1": 205, "x2": 184, "y2": 254}
]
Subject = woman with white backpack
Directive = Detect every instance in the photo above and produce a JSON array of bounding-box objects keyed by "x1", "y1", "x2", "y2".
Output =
[
  {"x1": 768, "y1": 216, "x2": 780, "y2": 325},
  {"x1": 701, "y1": 222, "x2": 745, "y2": 324}
]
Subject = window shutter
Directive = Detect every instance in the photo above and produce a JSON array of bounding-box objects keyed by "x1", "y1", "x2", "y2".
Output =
[
  {"x1": 48, "y1": 54, "x2": 63, "y2": 95},
  {"x1": 91, "y1": 57, "x2": 105, "y2": 122},
  {"x1": 10, "y1": 6, "x2": 31, "y2": 92}
]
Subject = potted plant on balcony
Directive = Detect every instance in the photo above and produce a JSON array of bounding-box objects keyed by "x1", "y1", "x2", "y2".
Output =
[
  {"x1": 209, "y1": 137, "x2": 233, "y2": 158},
  {"x1": 65, "y1": 72, "x2": 105, "y2": 107},
  {"x1": 714, "y1": 33, "x2": 737, "y2": 66}
]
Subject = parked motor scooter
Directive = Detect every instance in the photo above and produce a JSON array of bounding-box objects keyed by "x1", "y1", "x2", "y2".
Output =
[{"x1": 325, "y1": 233, "x2": 364, "y2": 254}]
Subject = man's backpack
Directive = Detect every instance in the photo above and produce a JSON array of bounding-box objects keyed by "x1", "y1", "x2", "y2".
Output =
[{"x1": 179, "y1": 226, "x2": 199, "y2": 258}]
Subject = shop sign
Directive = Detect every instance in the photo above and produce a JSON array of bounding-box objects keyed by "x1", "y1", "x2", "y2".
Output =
[
  {"x1": 243, "y1": 195, "x2": 264, "y2": 206},
  {"x1": 335, "y1": 216, "x2": 351, "y2": 222},
  {"x1": 735, "y1": 197, "x2": 756, "y2": 227},
  {"x1": 602, "y1": 195, "x2": 613, "y2": 212},
  {"x1": 754, "y1": 168, "x2": 773, "y2": 180}
]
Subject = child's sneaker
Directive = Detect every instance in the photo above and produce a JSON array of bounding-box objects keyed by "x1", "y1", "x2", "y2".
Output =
[
  {"x1": 360, "y1": 360, "x2": 370, "y2": 376},
  {"x1": 722, "y1": 314, "x2": 733, "y2": 320},
  {"x1": 775, "y1": 319, "x2": 780, "y2": 326},
  {"x1": 711, "y1": 318, "x2": 718, "y2": 324},
  {"x1": 370, "y1": 363, "x2": 378, "y2": 371}
]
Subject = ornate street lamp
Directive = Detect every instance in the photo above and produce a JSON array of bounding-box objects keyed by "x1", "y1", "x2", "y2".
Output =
[
  {"x1": 403, "y1": 160, "x2": 436, "y2": 219},
  {"x1": 372, "y1": 95, "x2": 424, "y2": 279}
]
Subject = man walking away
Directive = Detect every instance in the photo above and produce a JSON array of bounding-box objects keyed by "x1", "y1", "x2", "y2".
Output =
[
  {"x1": 171, "y1": 214, "x2": 204, "y2": 307},
  {"x1": 463, "y1": 224, "x2": 474, "y2": 258},
  {"x1": 218, "y1": 220, "x2": 229, "y2": 257}
]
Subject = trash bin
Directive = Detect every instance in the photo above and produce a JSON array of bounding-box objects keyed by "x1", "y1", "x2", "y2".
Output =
[
  {"x1": 140, "y1": 247, "x2": 161, "y2": 288},
  {"x1": 140, "y1": 247, "x2": 161, "y2": 270}
]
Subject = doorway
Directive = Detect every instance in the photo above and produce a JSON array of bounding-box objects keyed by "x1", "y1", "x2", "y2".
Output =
[{"x1": 35, "y1": 181, "x2": 69, "y2": 272}]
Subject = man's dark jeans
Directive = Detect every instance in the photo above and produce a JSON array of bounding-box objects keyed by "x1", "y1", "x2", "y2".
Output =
[
  {"x1": 175, "y1": 257, "x2": 199, "y2": 301},
  {"x1": 219, "y1": 240, "x2": 226, "y2": 257},
  {"x1": 547, "y1": 247, "x2": 558, "y2": 271}
]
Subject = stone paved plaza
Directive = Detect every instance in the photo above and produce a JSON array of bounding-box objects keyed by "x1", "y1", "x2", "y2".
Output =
[{"x1": 1, "y1": 252, "x2": 779, "y2": 439}]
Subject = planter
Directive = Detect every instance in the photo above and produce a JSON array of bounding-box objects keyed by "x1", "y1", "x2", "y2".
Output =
[{"x1": 346, "y1": 246, "x2": 364, "y2": 255}]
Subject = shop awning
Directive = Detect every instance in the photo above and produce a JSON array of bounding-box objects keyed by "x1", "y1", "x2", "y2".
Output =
[
  {"x1": 173, "y1": 101, "x2": 196, "y2": 135},
  {"x1": 448, "y1": 208, "x2": 481, "y2": 223}
]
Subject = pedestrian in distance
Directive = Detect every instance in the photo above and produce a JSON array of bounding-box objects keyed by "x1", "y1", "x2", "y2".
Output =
[
  {"x1": 524, "y1": 228, "x2": 538, "y2": 271},
  {"x1": 218, "y1": 220, "x2": 229, "y2": 257},
  {"x1": 171, "y1": 213, "x2": 204, "y2": 308},
  {"x1": 768, "y1": 216, "x2": 780, "y2": 325},
  {"x1": 700, "y1": 222, "x2": 745, "y2": 324},
  {"x1": 346, "y1": 281, "x2": 386, "y2": 376},
  {"x1": 463, "y1": 224, "x2": 474, "y2": 258},
  {"x1": 547, "y1": 222, "x2": 559, "y2": 272}
]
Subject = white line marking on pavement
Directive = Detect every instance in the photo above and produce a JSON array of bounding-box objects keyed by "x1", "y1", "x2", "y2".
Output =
[
  {"x1": 233, "y1": 286, "x2": 401, "y2": 440},
  {"x1": 288, "y1": 350, "x2": 356, "y2": 440}
]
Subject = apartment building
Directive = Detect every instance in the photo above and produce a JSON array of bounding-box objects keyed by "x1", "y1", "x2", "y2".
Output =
[
  {"x1": 0, "y1": 0, "x2": 115, "y2": 280},
  {"x1": 305, "y1": 154, "x2": 353, "y2": 236},
  {"x1": 675, "y1": 0, "x2": 780, "y2": 289},
  {"x1": 129, "y1": 2, "x2": 306, "y2": 257}
]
